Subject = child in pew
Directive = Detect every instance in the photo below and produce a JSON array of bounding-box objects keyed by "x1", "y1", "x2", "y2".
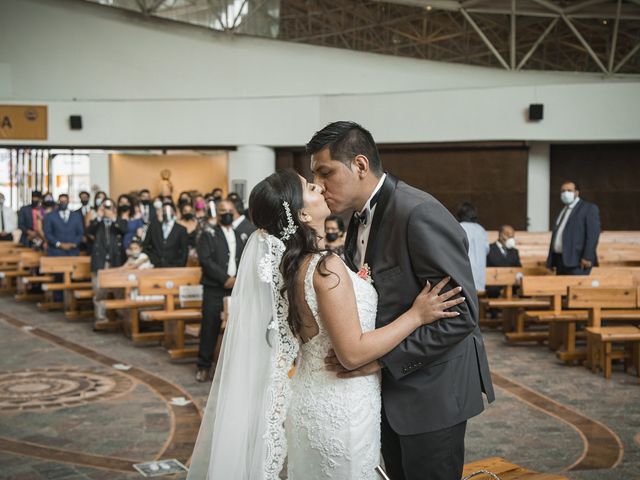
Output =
[{"x1": 121, "y1": 237, "x2": 153, "y2": 270}]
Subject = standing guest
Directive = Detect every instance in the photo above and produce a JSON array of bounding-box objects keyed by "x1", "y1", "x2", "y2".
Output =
[
  {"x1": 88, "y1": 198, "x2": 128, "y2": 325},
  {"x1": 487, "y1": 225, "x2": 522, "y2": 268},
  {"x1": 143, "y1": 202, "x2": 188, "y2": 268},
  {"x1": 18, "y1": 190, "x2": 43, "y2": 247},
  {"x1": 178, "y1": 191, "x2": 192, "y2": 209},
  {"x1": 195, "y1": 199, "x2": 246, "y2": 382},
  {"x1": 119, "y1": 203, "x2": 144, "y2": 249},
  {"x1": 211, "y1": 188, "x2": 223, "y2": 202},
  {"x1": 178, "y1": 203, "x2": 200, "y2": 265},
  {"x1": 43, "y1": 194, "x2": 84, "y2": 257},
  {"x1": 76, "y1": 191, "x2": 92, "y2": 217},
  {"x1": 0, "y1": 193, "x2": 17, "y2": 242},
  {"x1": 229, "y1": 198, "x2": 256, "y2": 240},
  {"x1": 194, "y1": 197, "x2": 207, "y2": 220},
  {"x1": 457, "y1": 202, "x2": 489, "y2": 293},
  {"x1": 138, "y1": 189, "x2": 153, "y2": 224},
  {"x1": 324, "y1": 214, "x2": 346, "y2": 259},
  {"x1": 547, "y1": 181, "x2": 600, "y2": 275}
]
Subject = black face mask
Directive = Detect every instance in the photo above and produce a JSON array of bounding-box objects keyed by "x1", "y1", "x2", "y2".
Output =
[
  {"x1": 31, "y1": 200, "x2": 41, "y2": 207},
  {"x1": 117, "y1": 205, "x2": 130, "y2": 216},
  {"x1": 325, "y1": 232, "x2": 340, "y2": 243},
  {"x1": 182, "y1": 213, "x2": 195, "y2": 221},
  {"x1": 80, "y1": 199, "x2": 89, "y2": 206},
  {"x1": 219, "y1": 213, "x2": 234, "y2": 226},
  {"x1": 58, "y1": 203, "x2": 68, "y2": 211},
  {"x1": 43, "y1": 199, "x2": 55, "y2": 208},
  {"x1": 213, "y1": 195, "x2": 222, "y2": 202},
  {"x1": 140, "y1": 199, "x2": 150, "y2": 206}
]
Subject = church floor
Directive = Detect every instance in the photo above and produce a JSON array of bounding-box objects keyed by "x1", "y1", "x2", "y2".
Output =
[{"x1": 0, "y1": 296, "x2": 637, "y2": 480}]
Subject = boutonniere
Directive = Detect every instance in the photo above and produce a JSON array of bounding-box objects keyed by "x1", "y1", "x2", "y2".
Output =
[
  {"x1": 240, "y1": 233, "x2": 248, "y2": 243},
  {"x1": 357, "y1": 263, "x2": 373, "y2": 284}
]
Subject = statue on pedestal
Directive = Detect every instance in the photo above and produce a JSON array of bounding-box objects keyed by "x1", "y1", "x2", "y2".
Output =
[{"x1": 159, "y1": 169, "x2": 173, "y2": 198}]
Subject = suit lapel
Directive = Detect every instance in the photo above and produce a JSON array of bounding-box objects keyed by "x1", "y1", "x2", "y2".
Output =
[{"x1": 364, "y1": 174, "x2": 398, "y2": 266}]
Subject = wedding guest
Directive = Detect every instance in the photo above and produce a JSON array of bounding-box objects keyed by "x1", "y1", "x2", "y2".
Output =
[
  {"x1": 0, "y1": 193, "x2": 17, "y2": 242},
  {"x1": 195, "y1": 199, "x2": 246, "y2": 382},
  {"x1": 211, "y1": 188, "x2": 223, "y2": 202},
  {"x1": 457, "y1": 202, "x2": 489, "y2": 293},
  {"x1": 120, "y1": 203, "x2": 144, "y2": 249},
  {"x1": 487, "y1": 225, "x2": 522, "y2": 268},
  {"x1": 18, "y1": 190, "x2": 43, "y2": 247},
  {"x1": 324, "y1": 214, "x2": 346, "y2": 259},
  {"x1": 43, "y1": 194, "x2": 83, "y2": 258},
  {"x1": 121, "y1": 237, "x2": 153, "y2": 270},
  {"x1": 546, "y1": 181, "x2": 600, "y2": 275},
  {"x1": 230, "y1": 198, "x2": 256, "y2": 240},
  {"x1": 138, "y1": 189, "x2": 153, "y2": 224},
  {"x1": 76, "y1": 191, "x2": 92, "y2": 217},
  {"x1": 143, "y1": 202, "x2": 189, "y2": 268}
]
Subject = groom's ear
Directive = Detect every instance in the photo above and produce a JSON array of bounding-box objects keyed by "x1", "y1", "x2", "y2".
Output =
[{"x1": 352, "y1": 155, "x2": 370, "y2": 178}]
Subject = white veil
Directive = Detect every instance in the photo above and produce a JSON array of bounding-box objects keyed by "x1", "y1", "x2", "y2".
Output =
[{"x1": 187, "y1": 230, "x2": 299, "y2": 479}]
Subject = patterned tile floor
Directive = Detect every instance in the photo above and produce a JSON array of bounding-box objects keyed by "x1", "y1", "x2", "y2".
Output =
[{"x1": 0, "y1": 296, "x2": 638, "y2": 479}]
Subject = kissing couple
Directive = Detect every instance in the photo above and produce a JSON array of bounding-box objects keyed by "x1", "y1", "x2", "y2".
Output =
[{"x1": 187, "y1": 121, "x2": 495, "y2": 480}]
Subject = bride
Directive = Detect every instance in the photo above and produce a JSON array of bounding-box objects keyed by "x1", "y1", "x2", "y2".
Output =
[{"x1": 187, "y1": 169, "x2": 464, "y2": 480}]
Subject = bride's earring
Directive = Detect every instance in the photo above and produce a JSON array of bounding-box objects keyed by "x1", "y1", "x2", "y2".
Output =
[{"x1": 299, "y1": 211, "x2": 312, "y2": 224}]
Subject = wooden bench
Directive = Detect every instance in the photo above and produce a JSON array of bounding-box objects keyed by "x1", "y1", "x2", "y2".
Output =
[
  {"x1": 567, "y1": 286, "x2": 640, "y2": 372},
  {"x1": 137, "y1": 268, "x2": 202, "y2": 359},
  {"x1": 0, "y1": 250, "x2": 43, "y2": 294},
  {"x1": 38, "y1": 256, "x2": 93, "y2": 318},
  {"x1": 517, "y1": 273, "x2": 633, "y2": 351},
  {"x1": 585, "y1": 326, "x2": 640, "y2": 379},
  {"x1": 185, "y1": 296, "x2": 231, "y2": 364},
  {"x1": 461, "y1": 456, "x2": 567, "y2": 479}
]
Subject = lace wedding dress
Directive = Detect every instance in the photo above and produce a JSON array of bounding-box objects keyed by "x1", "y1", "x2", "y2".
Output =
[{"x1": 286, "y1": 253, "x2": 382, "y2": 480}]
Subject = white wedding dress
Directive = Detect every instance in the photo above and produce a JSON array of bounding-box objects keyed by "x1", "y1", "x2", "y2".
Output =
[{"x1": 286, "y1": 253, "x2": 382, "y2": 480}]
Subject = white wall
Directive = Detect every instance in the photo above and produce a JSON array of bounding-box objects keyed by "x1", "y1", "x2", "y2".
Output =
[
  {"x1": 228, "y1": 145, "x2": 275, "y2": 204},
  {"x1": 1, "y1": 0, "x2": 639, "y2": 147},
  {"x1": 527, "y1": 143, "x2": 551, "y2": 232},
  {"x1": 89, "y1": 152, "x2": 110, "y2": 195}
]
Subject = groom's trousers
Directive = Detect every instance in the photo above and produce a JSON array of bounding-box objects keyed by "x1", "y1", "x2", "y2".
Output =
[{"x1": 381, "y1": 408, "x2": 466, "y2": 480}]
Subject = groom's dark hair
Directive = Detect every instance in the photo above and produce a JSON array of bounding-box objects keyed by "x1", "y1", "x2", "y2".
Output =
[{"x1": 306, "y1": 121, "x2": 383, "y2": 176}]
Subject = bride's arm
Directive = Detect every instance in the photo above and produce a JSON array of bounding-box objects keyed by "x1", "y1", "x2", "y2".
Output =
[{"x1": 314, "y1": 254, "x2": 463, "y2": 371}]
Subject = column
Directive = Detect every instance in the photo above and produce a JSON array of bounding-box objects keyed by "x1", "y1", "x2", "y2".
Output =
[
  {"x1": 527, "y1": 142, "x2": 550, "y2": 231},
  {"x1": 227, "y1": 145, "x2": 276, "y2": 204}
]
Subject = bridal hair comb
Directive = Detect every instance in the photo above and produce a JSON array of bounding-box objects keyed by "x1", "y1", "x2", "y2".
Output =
[{"x1": 279, "y1": 201, "x2": 298, "y2": 241}]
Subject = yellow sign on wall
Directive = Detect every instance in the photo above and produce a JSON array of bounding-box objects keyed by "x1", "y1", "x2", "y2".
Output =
[{"x1": 0, "y1": 105, "x2": 48, "y2": 140}]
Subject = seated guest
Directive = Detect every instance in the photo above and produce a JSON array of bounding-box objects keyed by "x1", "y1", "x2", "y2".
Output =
[
  {"x1": 43, "y1": 194, "x2": 84, "y2": 257},
  {"x1": 229, "y1": 198, "x2": 256, "y2": 240},
  {"x1": 0, "y1": 192, "x2": 17, "y2": 242},
  {"x1": 195, "y1": 199, "x2": 247, "y2": 382},
  {"x1": 457, "y1": 202, "x2": 489, "y2": 293},
  {"x1": 547, "y1": 181, "x2": 600, "y2": 275},
  {"x1": 325, "y1": 215, "x2": 346, "y2": 259},
  {"x1": 18, "y1": 190, "x2": 44, "y2": 247},
  {"x1": 121, "y1": 237, "x2": 153, "y2": 270},
  {"x1": 143, "y1": 202, "x2": 188, "y2": 268},
  {"x1": 487, "y1": 225, "x2": 522, "y2": 268}
]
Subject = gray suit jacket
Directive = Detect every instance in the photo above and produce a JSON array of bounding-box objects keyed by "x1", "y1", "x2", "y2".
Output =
[{"x1": 345, "y1": 174, "x2": 495, "y2": 435}]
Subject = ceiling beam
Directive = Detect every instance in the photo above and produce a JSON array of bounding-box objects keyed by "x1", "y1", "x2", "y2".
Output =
[{"x1": 460, "y1": 8, "x2": 510, "y2": 69}]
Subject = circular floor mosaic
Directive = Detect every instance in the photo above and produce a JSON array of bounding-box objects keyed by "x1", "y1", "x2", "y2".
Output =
[{"x1": 0, "y1": 367, "x2": 134, "y2": 411}]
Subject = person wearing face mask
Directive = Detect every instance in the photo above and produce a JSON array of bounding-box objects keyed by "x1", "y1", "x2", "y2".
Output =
[
  {"x1": 43, "y1": 194, "x2": 84, "y2": 257},
  {"x1": 211, "y1": 188, "x2": 223, "y2": 202},
  {"x1": 229, "y1": 197, "x2": 256, "y2": 240},
  {"x1": 76, "y1": 191, "x2": 91, "y2": 217},
  {"x1": 324, "y1": 214, "x2": 346, "y2": 259},
  {"x1": 142, "y1": 202, "x2": 188, "y2": 268},
  {"x1": 546, "y1": 181, "x2": 601, "y2": 275},
  {"x1": 487, "y1": 225, "x2": 522, "y2": 269},
  {"x1": 18, "y1": 190, "x2": 44, "y2": 247},
  {"x1": 122, "y1": 237, "x2": 153, "y2": 270},
  {"x1": 138, "y1": 189, "x2": 152, "y2": 224},
  {"x1": 195, "y1": 199, "x2": 248, "y2": 382},
  {"x1": 0, "y1": 193, "x2": 18, "y2": 242}
]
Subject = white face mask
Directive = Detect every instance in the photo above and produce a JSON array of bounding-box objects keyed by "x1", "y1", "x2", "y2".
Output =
[
  {"x1": 505, "y1": 237, "x2": 516, "y2": 249},
  {"x1": 153, "y1": 200, "x2": 163, "y2": 209},
  {"x1": 561, "y1": 191, "x2": 575, "y2": 205}
]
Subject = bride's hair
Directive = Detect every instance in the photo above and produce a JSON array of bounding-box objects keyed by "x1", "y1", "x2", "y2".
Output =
[{"x1": 249, "y1": 169, "x2": 333, "y2": 336}]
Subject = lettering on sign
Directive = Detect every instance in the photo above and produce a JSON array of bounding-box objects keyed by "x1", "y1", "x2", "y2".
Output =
[{"x1": 0, "y1": 105, "x2": 47, "y2": 140}]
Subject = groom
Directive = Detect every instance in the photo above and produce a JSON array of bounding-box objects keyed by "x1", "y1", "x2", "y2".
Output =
[{"x1": 308, "y1": 121, "x2": 495, "y2": 480}]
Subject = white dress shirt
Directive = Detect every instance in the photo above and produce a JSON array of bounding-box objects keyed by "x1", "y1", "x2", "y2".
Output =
[
  {"x1": 221, "y1": 226, "x2": 237, "y2": 277},
  {"x1": 59, "y1": 210, "x2": 70, "y2": 223},
  {"x1": 553, "y1": 197, "x2": 581, "y2": 254},
  {"x1": 232, "y1": 215, "x2": 245, "y2": 230},
  {"x1": 0, "y1": 205, "x2": 17, "y2": 233},
  {"x1": 354, "y1": 174, "x2": 387, "y2": 269},
  {"x1": 162, "y1": 221, "x2": 174, "y2": 240}
]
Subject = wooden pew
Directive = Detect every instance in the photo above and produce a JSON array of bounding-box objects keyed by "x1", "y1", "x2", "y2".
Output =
[
  {"x1": 185, "y1": 295, "x2": 231, "y2": 364},
  {"x1": 568, "y1": 286, "x2": 640, "y2": 377},
  {"x1": 462, "y1": 456, "x2": 567, "y2": 479},
  {"x1": 520, "y1": 273, "x2": 634, "y2": 353},
  {"x1": 39, "y1": 256, "x2": 93, "y2": 318},
  {"x1": 0, "y1": 250, "x2": 43, "y2": 294},
  {"x1": 94, "y1": 268, "x2": 170, "y2": 339},
  {"x1": 137, "y1": 268, "x2": 202, "y2": 359}
]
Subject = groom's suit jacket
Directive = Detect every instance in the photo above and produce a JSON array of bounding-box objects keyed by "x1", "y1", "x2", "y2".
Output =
[{"x1": 345, "y1": 174, "x2": 495, "y2": 436}]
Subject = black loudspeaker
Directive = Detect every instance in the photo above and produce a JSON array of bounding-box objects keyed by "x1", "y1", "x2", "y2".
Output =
[
  {"x1": 69, "y1": 115, "x2": 83, "y2": 130},
  {"x1": 529, "y1": 104, "x2": 543, "y2": 121}
]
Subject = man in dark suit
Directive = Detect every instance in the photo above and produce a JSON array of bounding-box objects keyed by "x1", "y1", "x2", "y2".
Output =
[
  {"x1": 309, "y1": 121, "x2": 494, "y2": 480},
  {"x1": 195, "y1": 199, "x2": 246, "y2": 382},
  {"x1": 143, "y1": 202, "x2": 188, "y2": 268},
  {"x1": 487, "y1": 225, "x2": 522, "y2": 269},
  {"x1": 546, "y1": 181, "x2": 600, "y2": 275},
  {"x1": 18, "y1": 190, "x2": 43, "y2": 247},
  {"x1": 230, "y1": 197, "x2": 256, "y2": 241},
  {"x1": 43, "y1": 194, "x2": 84, "y2": 257}
]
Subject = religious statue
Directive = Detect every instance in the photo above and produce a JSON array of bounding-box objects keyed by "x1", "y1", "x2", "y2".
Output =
[{"x1": 159, "y1": 169, "x2": 174, "y2": 198}]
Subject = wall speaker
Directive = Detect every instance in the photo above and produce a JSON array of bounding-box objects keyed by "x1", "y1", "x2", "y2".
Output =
[
  {"x1": 529, "y1": 104, "x2": 543, "y2": 121},
  {"x1": 69, "y1": 115, "x2": 83, "y2": 130}
]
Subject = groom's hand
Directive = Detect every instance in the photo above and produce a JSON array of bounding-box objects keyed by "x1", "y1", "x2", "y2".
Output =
[{"x1": 324, "y1": 349, "x2": 382, "y2": 378}]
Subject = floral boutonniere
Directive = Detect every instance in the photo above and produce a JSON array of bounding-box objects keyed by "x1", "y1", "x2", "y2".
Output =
[
  {"x1": 357, "y1": 263, "x2": 373, "y2": 285},
  {"x1": 240, "y1": 233, "x2": 248, "y2": 243}
]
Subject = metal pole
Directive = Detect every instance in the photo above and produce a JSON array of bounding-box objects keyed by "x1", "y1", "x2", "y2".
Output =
[
  {"x1": 608, "y1": 0, "x2": 622, "y2": 73},
  {"x1": 460, "y1": 8, "x2": 510, "y2": 70}
]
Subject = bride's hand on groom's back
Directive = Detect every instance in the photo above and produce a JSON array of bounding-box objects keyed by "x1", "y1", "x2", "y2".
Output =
[{"x1": 411, "y1": 277, "x2": 464, "y2": 326}]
